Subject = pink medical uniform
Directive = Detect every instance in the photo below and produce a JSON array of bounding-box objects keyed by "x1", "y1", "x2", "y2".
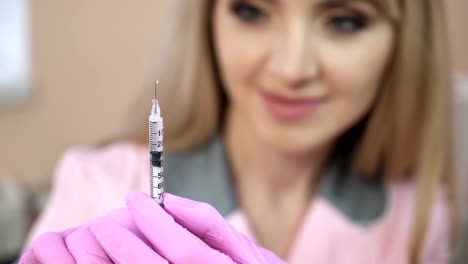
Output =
[{"x1": 25, "y1": 138, "x2": 451, "y2": 263}]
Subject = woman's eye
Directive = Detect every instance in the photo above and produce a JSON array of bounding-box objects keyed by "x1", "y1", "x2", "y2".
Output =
[
  {"x1": 328, "y1": 14, "x2": 368, "y2": 33},
  {"x1": 230, "y1": 2, "x2": 266, "y2": 22}
]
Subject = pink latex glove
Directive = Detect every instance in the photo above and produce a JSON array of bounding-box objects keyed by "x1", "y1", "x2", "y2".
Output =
[
  {"x1": 19, "y1": 192, "x2": 285, "y2": 264},
  {"x1": 19, "y1": 208, "x2": 158, "y2": 264}
]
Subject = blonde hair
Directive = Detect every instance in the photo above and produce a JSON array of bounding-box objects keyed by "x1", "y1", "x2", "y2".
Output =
[
  {"x1": 355, "y1": 1, "x2": 455, "y2": 262},
  {"x1": 118, "y1": 0, "x2": 454, "y2": 262}
]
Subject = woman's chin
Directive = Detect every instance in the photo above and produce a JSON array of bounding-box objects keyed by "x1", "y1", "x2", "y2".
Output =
[{"x1": 256, "y1": 125, "x2": 332, "y2": 156}]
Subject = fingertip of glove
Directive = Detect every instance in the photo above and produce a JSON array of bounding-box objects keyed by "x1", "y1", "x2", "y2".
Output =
[
  {"x1": 90, "y1": 220, "x2": 109, "y2": 238},
  {"x1": 162, "y1": 193, "x2": 198, "y2": 208},
  {"x1": 125, "y1": 192, "x2": 144, "y2": 205}
]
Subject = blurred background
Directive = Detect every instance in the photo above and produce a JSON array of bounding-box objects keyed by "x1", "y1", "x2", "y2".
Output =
[{"x1": 0, "y1": 0, "x2": 466, "y2": 263}]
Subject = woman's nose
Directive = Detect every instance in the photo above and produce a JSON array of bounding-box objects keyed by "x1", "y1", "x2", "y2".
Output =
[{"x1": 268, "y1": 20, "x2": 319, "y2": 89}]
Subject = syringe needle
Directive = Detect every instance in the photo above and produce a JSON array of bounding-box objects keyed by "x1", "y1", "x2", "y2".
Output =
[{"x1": 155, "y1": 80, "x2": 159, "y2": 99}]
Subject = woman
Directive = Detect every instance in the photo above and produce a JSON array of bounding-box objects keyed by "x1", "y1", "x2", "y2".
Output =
[{"x1": 22, "y1": 0, "x2": 454, "y2": 263}]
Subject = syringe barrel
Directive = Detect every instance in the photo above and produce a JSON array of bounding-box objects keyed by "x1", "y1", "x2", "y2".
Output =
[{"x1": 149, "y1": 100, "x2": 164, "y2": 204}]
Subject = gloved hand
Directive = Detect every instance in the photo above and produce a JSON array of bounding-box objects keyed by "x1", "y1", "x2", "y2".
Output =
[
  {"x1": 19, "y1": 192, "x2": 285, "y2": 264},
  {"x1": 19, "y1": 208, "x2": 151, "y2": 264}
]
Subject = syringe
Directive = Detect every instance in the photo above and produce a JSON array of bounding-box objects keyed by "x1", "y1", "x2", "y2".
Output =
[{"x1": 149, "y1": 81, "x2": 164, "y2": 204}]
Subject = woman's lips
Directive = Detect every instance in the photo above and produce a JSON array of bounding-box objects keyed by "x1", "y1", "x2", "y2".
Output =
[{"x1": 260, "y1": 90, "x2": 325, "y2": 122}]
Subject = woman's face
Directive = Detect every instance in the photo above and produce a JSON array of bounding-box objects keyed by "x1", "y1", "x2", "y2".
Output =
[{"x1": 213, "y1": 0, "x2": 394, "y2": 153}]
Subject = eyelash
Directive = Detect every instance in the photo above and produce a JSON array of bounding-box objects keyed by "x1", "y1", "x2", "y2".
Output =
[
  {"x1": 230, "y1": 1, "x2": 266, "y2": 23},
  {"x1": 327, "y1": 12, "x2": 369, "y2": 33}
]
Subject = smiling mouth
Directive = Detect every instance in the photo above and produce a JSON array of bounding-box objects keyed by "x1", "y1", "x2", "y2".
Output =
[{"x1": 259, "y1": 90, "x2": 326, "y2": 122}]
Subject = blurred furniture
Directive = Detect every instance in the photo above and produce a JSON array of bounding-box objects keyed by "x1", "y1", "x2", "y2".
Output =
[
  {"x1": 0, "y1": 176, "x2": 48, "y2": 264},
  {"x1": 0, "y1": 177, "x2": 28, "y2": 263},
  {"x1": 453, "y1": 75, "x2": 468, "y2": 264}
]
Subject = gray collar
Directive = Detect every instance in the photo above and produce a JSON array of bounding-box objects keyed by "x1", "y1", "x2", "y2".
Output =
[{"x1": 163, "y1": 135, "x2": 386, "y2": 225}]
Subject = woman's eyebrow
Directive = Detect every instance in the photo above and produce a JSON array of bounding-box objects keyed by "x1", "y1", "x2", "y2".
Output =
[
  {"x1": 258, "y1": 0, "x2": 280, "y2": 4},
  {"x1": 256, "y1": 0, "x2": 371, "y2": 9},
  {"x1": 316, "y1": 0, "x2": 360, "y2": 9},
  {"x1": 257, "y1": 0, "x2": 357, "y2": 7}
]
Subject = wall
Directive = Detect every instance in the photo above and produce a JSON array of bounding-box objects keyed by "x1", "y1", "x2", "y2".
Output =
[
  {"x1": 447, "y1": 0, "x2": 468, "y2": 74},
  {"x1": 0, "y1": 0, "x2": 164, "y2": 185}
]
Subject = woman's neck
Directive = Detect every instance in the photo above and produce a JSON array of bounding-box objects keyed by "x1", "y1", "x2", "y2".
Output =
[
  {"x1": 223, "y1": 107, "x2": 330, "y2": 257},
  {"x1": 224, "y1": 107, "x2": 329, "y2": 202}
]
